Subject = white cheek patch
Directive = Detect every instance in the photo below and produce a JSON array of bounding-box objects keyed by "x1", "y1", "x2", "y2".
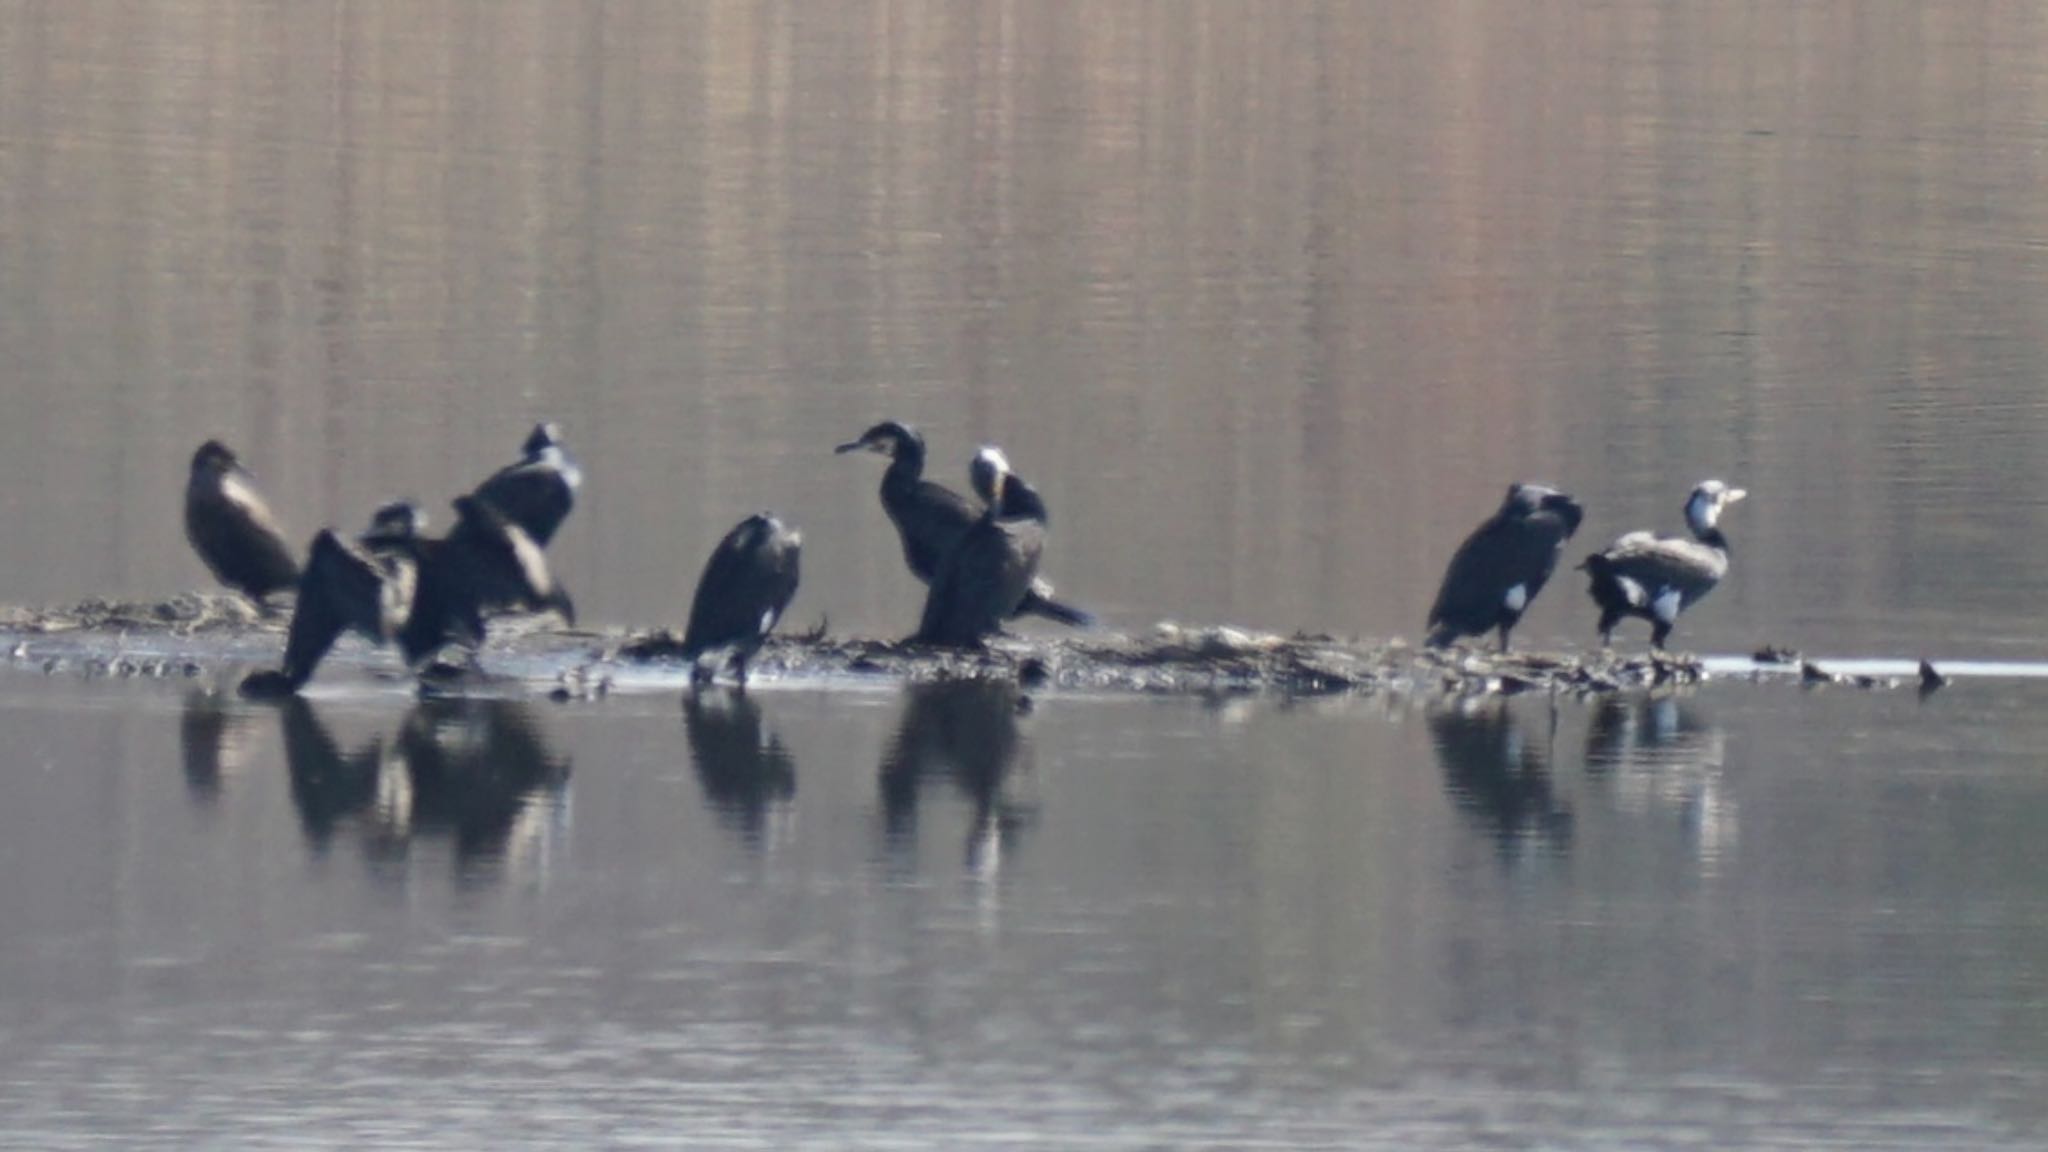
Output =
[
  {"x1": 1616, "y1": 575, "x2": 1647, "y2": 607},
  {"x1": 1503, "y1": 583, "x2": 1528, "y2": 613},
  {"x1": 1652, "y1": 586, "x2": 1684, "y2": 623}
]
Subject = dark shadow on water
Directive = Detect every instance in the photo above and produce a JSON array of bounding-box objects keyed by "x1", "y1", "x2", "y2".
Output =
[
  {"x1": 266, "y1": 695, "x2": 571, "y2": 884},
  {"x1": 682, "y1": 687, "x2": 797, "y2": 852},
  {"x1": 178, "y1": 690, "x2": 262, "y2": 806},
  {"x1": 393, "y1": 698, "x2": 572, "y2": 880},
  {"x1": 279, "y1": 696, "x2": 390, "y2": 851},
  {"x1": 878, "y1": 678, "x2": 1036, "y2": 875},
  {"x1": 1427, "y1": 696, "x2": 1573, "y2": 854}
]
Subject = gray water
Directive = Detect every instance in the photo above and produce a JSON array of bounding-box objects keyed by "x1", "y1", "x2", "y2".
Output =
[
  {"x1": 2, "y1": 676, "x2": 2047, "y2": 1149},
  {"x1": 6, "y1": 1, "x2": 2048, "y2": 1146}
]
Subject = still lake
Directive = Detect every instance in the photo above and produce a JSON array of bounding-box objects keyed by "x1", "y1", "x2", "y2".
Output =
[{"x1": 4, "y1": 1, "x2": 2048, "y2": 1146}]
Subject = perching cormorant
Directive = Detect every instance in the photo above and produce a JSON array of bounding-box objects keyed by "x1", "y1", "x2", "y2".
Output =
[
  {"x1": 1426, "y1": 483, "x2": 1586, "y2": 651},
  {"x1": 914, "y1": 446, "x2": 1046, "y2": 647},
  {"x1": 836, "y1": 421, "x2": 1091, "y2": 628},
  {"x1": 679, "y1": 513, "x2": 802, "y2": 686},
  {"x1": 398, "y1": 495, "x2": 576, "y2": 666},
  {"x1": 472, "y1": 421, "x2": 581, "y2": 547},
  {"x1": 240, "y1": 501, "x2": 426, "y2": 697},
  {"x1": 184, "y1": 440, "x2": 301, "y2": 607},
  {"x1": 1581, "y1": 479, "x2": 1747, "y2": 649}
]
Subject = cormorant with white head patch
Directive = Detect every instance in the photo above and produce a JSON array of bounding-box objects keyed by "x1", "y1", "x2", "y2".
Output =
[
  {"x1": 836, "y1": 421, "x2": 1091, "y2": 628},
  {"x1": 1426, "y1": 483, "x2": 1585, "y2": 651},
  {"x1": 679, "y1": 512, "x2": 803, "y2": 687},
  {"x1": 914, "y1": 446, "x2": 1046, "y2": 647},
  {"x1": 1581, "y1": 479, "x2": 1747, "y2": 649},
  {"x1": 185, "y1": 440, "x2": 301, "y2": 608}
]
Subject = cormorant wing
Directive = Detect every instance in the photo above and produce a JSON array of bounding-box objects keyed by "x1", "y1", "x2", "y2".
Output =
[
  {"x1": 187, "y1": 470, "x2": 302, "y2": 596},
  {"x1": 916, "y1": 518, "x2": 1046, "y2": 646},
  {"x1": 447, "y1": 497, "x2": 571, "y2": 617},
  {"x1": 1428, "y1": 511, "x2": 1573, "y2": 634},
  {"x1": 472, "y1": 462, "x2": 574, "y2": 547},
  {"x1": 1590, "y1": 534, "x2": 1726, "y2": 612},
  {"x1": 279, "y1": 530, "x2": 390, "y2": 686},
  {"x1": 892, "y1": 478, "x2": 982, "y2": 584}
]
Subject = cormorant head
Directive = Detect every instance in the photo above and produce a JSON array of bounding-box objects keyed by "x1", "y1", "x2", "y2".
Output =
[
  {"x1": 968, "y1": 445, "x2": 1011, "y2": 506},
  {"x1": 191, "y1": 440, "x2": 240, "y2": 476},
  {"x1": 522, "y1": 422, "x2": 564, "y2": 456},
  {"x1": 737, "y1": 512, "x2": 801, "y2": 550},
  {"x1": 362, "y1": 500, "x2": 426, "y2": 545},
  {"x1": 1684, "y1": 479, "x2": 1747, "y2": 533},
  {"x1": 835, "y1": 421, "x2": 921, "y2": 459},
  {"x1": 973, "y1": 445, "x2": 1011, "y2": 509},
  {"x1": 1504, "y1": 483, "x2": 1586, "y2": 538}
]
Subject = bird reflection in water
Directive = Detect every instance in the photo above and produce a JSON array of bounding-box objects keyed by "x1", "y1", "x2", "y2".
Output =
[
  {"x1": 179, "y1": 690, "x2": 264, "y2": 805},
  {"x1": 879, "y1": 678, "x2": 1036, "y2": 877},
  {"x1": 682, "y1": 687, "x2": 797, "y2": 852},
  {"x1": 1427, "y1": 695, "x2": 1573, "y2": 855},
  {"x1": 1584, "y1": 693, "x2": 1736, "y2": 867},
  {"x1": 271, "y1": 695, "x2": 571, "y2": 884}
]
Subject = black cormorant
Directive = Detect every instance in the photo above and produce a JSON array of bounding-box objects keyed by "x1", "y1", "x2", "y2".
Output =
[
  {"x1": 836, "y1": 421, "x2": 1091, "y2": 628},
  {"x1": 1581, "y1": 479, "x2": 1747, "y2": 649},
  {"x1": 472, "y1": 421, "x2": 581, "y2": 547},
  {"x1": 914, "y1": 446, "x2": 1046, "y2": 647},
  {"x1": 184, "y1": 440, "x2": 301, "y2": 607},
  {"x1": 679, "y1": 512, "x2": 802, "y2": 686},
  {"x1": 1426, "y1": 483, "x2": 1586, "y2": 651},
  {"x1": 240, "y1": 501, "x2": 426, "y2": 697}
]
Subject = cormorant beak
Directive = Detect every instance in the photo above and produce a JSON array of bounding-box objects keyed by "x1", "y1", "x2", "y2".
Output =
[
  {"x1": 834, "y1": 435, "x2": 883, "y2": 456},
  {"x1": 1723, "y1": 488, "x2": 1748, "y2": 505}
]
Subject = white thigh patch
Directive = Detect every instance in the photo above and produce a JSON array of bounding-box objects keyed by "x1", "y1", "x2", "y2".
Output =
[
  {"x1": 1616, "y1": 575, "x2": 1647, "y2": 607},
  {"x1": 1503, "y1": 583, "x2": 1528, "y2": 613},
  {"x1": 1652, "y1": 586, "x2": 1684, "y2": 623}
]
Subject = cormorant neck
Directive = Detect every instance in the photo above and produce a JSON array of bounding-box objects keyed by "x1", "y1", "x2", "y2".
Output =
[
  {"x1": 1694, "y1": 525, "x2": 1729, "y2": 552},
  {"x1": 883, "y1": 439, "x2": 926, "y2": 487}
]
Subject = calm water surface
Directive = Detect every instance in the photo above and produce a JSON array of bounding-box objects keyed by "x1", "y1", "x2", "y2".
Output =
[
  {"x1": 2, "y1": 673, "x2": 2046, "y2": 1148},
  {"x1": 6, "y1": 2, "x2": 2048, "y2": 1147}
]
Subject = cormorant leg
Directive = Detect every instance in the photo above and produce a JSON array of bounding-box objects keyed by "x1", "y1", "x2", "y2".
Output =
[{"x1": 1650, "y1": 622, "x2": 1671, "y2": 650}]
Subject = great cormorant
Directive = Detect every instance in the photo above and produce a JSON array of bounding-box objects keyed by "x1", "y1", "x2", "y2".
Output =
[
  {"x1": 1426, "y1": 483, "x2": 1586, "y2": 651},
  {"x1": 184, "y1": 440, "x2": 300, "y2": 607},
  {"x1": 836, "y1": 421, "x2": 1091, "y2": 628},
  {"x1": 1581, "y1": 479, "x2": 1747, "y2": 649},
  {"x1": 679, "y1": 512, "x2": 802, "y2": 686},
  {"x1": 914, "y1": 446, "x2": 1046, "y2": 647},
  {"x1": 472, "y1": 421, "x2": 581, "y2": 547}
]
